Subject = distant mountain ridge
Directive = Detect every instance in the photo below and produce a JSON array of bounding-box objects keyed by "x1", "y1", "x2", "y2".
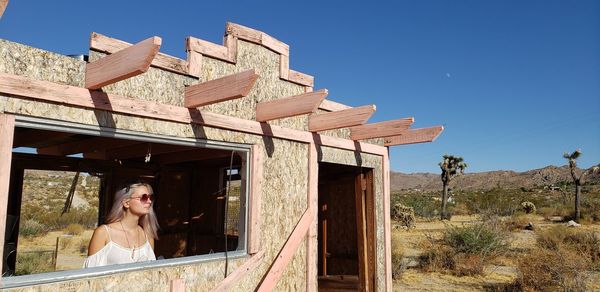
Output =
[{"x1": 391, "y1": 165, "x2": 600, "y2": 192}]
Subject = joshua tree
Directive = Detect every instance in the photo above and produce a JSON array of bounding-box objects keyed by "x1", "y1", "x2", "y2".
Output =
[
  {"x1": 563, "y1": 149, "x2": 599, "y2": 221},
  {"x1": 439, "y1": 155, "x2": 467, "y2": 220}
]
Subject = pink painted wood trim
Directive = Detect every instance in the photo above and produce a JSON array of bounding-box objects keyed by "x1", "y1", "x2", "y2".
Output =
[
  {"x1": 255, "y1": 89, "x2": 328, "y2": 122},
  {"x1": 350, "y1": 118, "x2": 415, "y2": 140},
  {"x1": 383, "y1": 126, "x2": 444, "y2": 146},
  {"x1": 224, "y1": 34, "x2": 238, "y2": 63},
  {"x1": 85, "y1": 36, "x2": 161, "y2": 89},
  {"x1": 306, "y1": 142, "x2": 319, "y2": 291},
  {"x1": 210, "y1": 250, "x2": 266, "y2": 292},
  {"x1": 382, "y1": 151, "x2": 392, "y2": 292},
  {"x1": 279, "y1": 54, "x2": 289, "y2": 80},
  {"x1": 186, "y1": 36, "x2": 231, "y2": 63},
  {"x1": 257, "y1": 209, "x2": 313, "y2": 292},
  {"x1": 169, "y1": 279, "x2": 185, "y2": 292},
  {"x1": 309, "y1": 104, "x2": 376, "y2": 132},
  {"x1": 184, "y1": 69, "x2": 259, "y2": 108},
  {"x1": 0, "y1": 73, "x2": 387, "y2": 156},
  {"x1": 287, "y1": 69, "x2": 314, "y2": 87},
  {"x1": 0, "y1": 114, "x2": 15, "y2": 276},
  {"x1": 0, "y1": 0, "x2": 8, "y2": 18},
  {"x1": 318, "y1": 99, "x2": 352, "y2": 112},
  {"x1": 89, "y1": 32, "x2": 189, "y2": 76},
  {"x1": 247, "y1": 144, "x2": 263, "y2": 254}
]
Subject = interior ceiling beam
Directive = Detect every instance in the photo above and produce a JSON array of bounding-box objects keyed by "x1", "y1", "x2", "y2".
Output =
[
  {"x1": 383, "y1": 126, "x2": 444, "y2": 146},
  {"x1": 85, "y1": 36, "x2": 162, "y2": 90},
  {"x1": 12, "y1": 129, "x2": 75, "y2": 148},
  {"x1": 308, "y1": 105, "x2": 375, "y2": 132},
  {"x1": 350, "y1": 118, "x2": 415, "y2": 140},
  {"x1": 154, "y1": 148, "x2": 232, "y2": 165},
  {"x1": 184, "y1": 69, "x2": 259, "y2": 108},
  {"x1": 86, "y1": 143, "x2": 192, "y2": 161},
  {"x1": 255, "y1": 89, "x2": 328, "y2": 122},
  {"x1": 0, "y1": 0, "x2": 8, "y2": 19},
  {"x1": 37, "y1": 137, "x2": 142, "y2": 156}
]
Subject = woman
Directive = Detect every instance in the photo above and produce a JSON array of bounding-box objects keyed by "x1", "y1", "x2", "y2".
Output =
[{"x1": 84, "y1": 182, "x2": 159, "y2": 267}]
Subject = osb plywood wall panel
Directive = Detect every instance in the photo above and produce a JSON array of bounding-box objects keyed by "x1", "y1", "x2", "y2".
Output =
[
  {"x1": 319, "y1": 146, "x2": 385, "y2": 290},
  {"x1": 0, "y1": 40, "x2": 312, "y2": 291}
]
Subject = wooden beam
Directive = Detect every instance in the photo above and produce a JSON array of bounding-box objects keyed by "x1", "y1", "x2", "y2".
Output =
[
  {"x1": 85, "y1": 36, "x2": 161, "y2": 89},
  {"x1": 257, "y1": 209, "x2": 313, "y2": 292},
  {"x1": 350, "y1": 118, "x2": 415, "y2": 140},
  {"x1": 255, "y1": 89, "x2": 328, "y2": 122},
  {"x1": 186, "y1": 36, "x2": 231, "y2": 63},
  {"x1": 383, "y1": 126, "x2": 444, "y2": 146},
  {"x1": 12, "y1": 129, "x2": 74, "y2": 148},
  {"x1": 355, "y1": 173, "x2": 370, "y2": 291},
  {"x1": 0, "y1": 114, "x2": 15, "y2": 275},
  {"x1": 247, "y1": 144, "x2": 263, "y2": 254},
  {"x1": 98, "y1": 143, "x2": 191, "y2": 161},
  {"x1": 0, "y1": 73, "x2": 388, "y2": 156},
  {"x1": 226, "y1": 22, "x2": 289, "y2": 56},
  {"x1": 155, "y1": 148, "x2": 231, "y2": 165},
  {"x1": 309, "y1": 105, "x2": 375, "y2": 132},
  {"x1": 170, "y1": 279, "x2": 185, "y2": 292},
  {"x1": 306, "y1": 142, "x2": 319, "y2": 291},
  {"x1": 0, "y1": 0, "x2": 8, "y2": 19},
  {"x1": 186, "y1": 50, "x2": 202, "y2": 79},
  {"x1": 319, "y1": 99, "x2": 352, "y2": 112},
  {"x1": 89, "y1": 32, "x2": 188, "y2": 76},
  {"x1": 37, "y1": 137, "x2": 141, "y2": 156},
  {"x1": 184, "y1": 69, "x2": 259, "y2": 108},
  {"x1": 288, "y1": 69, "x2": 314, "y2": 87},
  {"x1": 210, "y1": 250, "x2": 265, "y2": 292}
]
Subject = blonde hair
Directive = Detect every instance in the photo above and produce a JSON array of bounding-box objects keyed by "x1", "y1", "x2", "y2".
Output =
[{"x1": 105, "y1": 182, "x2": 159, "y2": 240}]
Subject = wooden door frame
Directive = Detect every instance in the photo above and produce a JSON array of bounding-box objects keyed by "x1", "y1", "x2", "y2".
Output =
[{"x1": 354, "y1": 169, "x2": 376, "y2": 292}]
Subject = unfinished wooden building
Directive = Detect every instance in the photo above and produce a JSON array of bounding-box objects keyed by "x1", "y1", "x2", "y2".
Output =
[{"x1": 0, "y1": 16, "x2": 443, "y2": 292}]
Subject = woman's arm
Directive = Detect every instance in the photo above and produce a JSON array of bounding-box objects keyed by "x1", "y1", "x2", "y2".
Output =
[{"x1": 87, "y1": 225, "x2": 109, "y2": 256}]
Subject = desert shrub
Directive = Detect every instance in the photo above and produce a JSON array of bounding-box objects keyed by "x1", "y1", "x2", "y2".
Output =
[
  {"x1": 517, "y1": 248, "x2": 591, "y2": 291},
  {"x1": 520, "y1": 201, "x2": 536, "y2": 214},
  {"x1": 19, "y1": 219, "x2": 47, "y2": 237},
  {"x1": 391, "y1": 232, "x2": 404, "y2": 279},
  {"x1": 78, "y1": 239, "x2": 88, "y2": 254},
  {"x1": 15, "y1": 251, "x2": 54, "y2": 275},
  {"x1": 59, "y1": 237, "x2": 72, "y2": 250},
  {"x1": 395, "y1": 194, "x2": 439, "y2": 218},
  {"x1": 442, "y1": 223, "x2": 508, "y2": 256},
  {"x1": 419, "y1": 246, "x2": 455, "y2": 272},
  {"x1": 503, "y1": 213, "x2": 534, "y2": 231},
  {"x1": 537, "y1": 207, "x2": 556, "y2": 221},
  {"x1": 537, "y1": 225, "x2": 570, "y2": 251},
  {"x1": 392, "y1": 203, "x2": 416, "y2": 229},
  {"x1": 64, "y1": 223, "x2": 84, "y2": 235},
  {"x1": 452, "y1": 253, "x2": 484, "y2": 276},
  {"x1": 563, "y1": 231, "x2": 600, "y2": 266}
]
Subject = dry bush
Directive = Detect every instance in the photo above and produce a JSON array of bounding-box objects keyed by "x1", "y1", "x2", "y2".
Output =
[
  {"x1": 537, "y1": 225, "x2": 570, "y2": 251},
  {"x1": 503, "y1": 213, "x2": 534, "y2": 231},
  {"x1": 453, "y1": 253, "x2": 484, "y2": 276},
  {"x1": 520, "y1": 201, "x2": 536, "y2": 214},
  {"x1": 419, "y1": 245, "x2": 455, "y2": 272},
  {"x1": 392, "y1": 203, "x2": 416, "y2": 229},
  {"x1": 537, "y1": 207, "x2": 556, "y2": 221},
  {"x1": 64, "y1": 223, "x2": 84, "y2": 235},
  {"x1": 59, "y1": 237, "x2": 72, "y2": 250},
  {"x1": 19, "y1": 219, "x2": 47, "y2": 237},
  {"x1": 391, "y1": 232, "x2": 405, "y2": 279},
  {"x1": 443, "y1": 222, "x2": 509, "y2": 256},
  {"x1": 517, "y1": 248, "x2": 591, "y2": 291}
]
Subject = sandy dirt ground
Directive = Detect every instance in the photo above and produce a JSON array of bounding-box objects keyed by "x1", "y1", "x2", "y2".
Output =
[{"x1": 392, "y1": 215, "x2": 600, "y2": 291}]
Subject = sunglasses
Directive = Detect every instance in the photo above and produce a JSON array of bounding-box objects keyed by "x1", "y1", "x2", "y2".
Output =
[{"x1": 130, "y1": 193, "x2": 154, "y2": 204}]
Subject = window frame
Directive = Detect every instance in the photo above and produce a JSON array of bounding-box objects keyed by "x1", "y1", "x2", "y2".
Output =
[{"x1": 1, "y1": 115, "x2": 252, "y2": 289}]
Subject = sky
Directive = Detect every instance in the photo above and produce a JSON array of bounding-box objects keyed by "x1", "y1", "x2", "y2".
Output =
[{"x1": 1, "y1": 0, "x2": 598, "y2": 174}]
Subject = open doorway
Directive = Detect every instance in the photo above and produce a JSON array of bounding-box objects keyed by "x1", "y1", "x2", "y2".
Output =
[{"x1": 318, "y1": 162, "x2": 376, "y2": 291}]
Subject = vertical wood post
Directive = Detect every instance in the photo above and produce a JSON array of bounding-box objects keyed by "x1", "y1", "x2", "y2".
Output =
[
  {"x1": 306, "y1": 142, "x2": 318, "y2": 291},
  {"x1": 382, "y1": 150, "x2": 392, "y2": 291},
  {"x1": 355, "y1": 173, "x2": 369, "y2": 291},
  {"x1": 0, "y1": 113, "x2": 15, "y2": 277}
]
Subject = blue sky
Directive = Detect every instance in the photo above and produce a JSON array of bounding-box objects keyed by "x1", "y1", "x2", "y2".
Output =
[{"x1": 1, "y1": 1, "x2": 598, "y2": 173}]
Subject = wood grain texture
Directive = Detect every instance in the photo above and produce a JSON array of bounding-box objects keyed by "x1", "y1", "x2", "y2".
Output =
[
  {"x1": 0, "y1": 113, "x2": 15, "y2": 276},
  {"x1": 184, "y1": 69, "x2": 259, "y2": 108},
  {"x1": 247, "y1": 144, "x2": 264, "y2": 254},
  {"x1": 319, "y1": 99, "x2": 352, "y2": 112},
  {"x1": 355, "y1": 173, "x2": 370, "y2": 291},
  {"x1": 0, "y1": 73, "x2": 387, "y2": 156},
  {"x1": 186, "y1": 50, "x2": 203, "y2": 78},
  {"x1": 186, "y1": 36, "x2": 231, "y2": 62},
  {"x1": 210, "y1": 250, "x2": 265, "y2": 292},
  {"x1": 350, "y1": 118, "x2": 415, "y2": 140},
  {"x1": 226, "y1": 22, "x2": 289, "y2": 56},
  {"x1": 89, "y1": 32, "x2": 188, "y2": 75},
  {"x1": 383, "y1": 126, "x2": 444, "y2": 146},
  {"x1": 255, "y1": 89, "x2": 328, "y2": 122},
  {"x1": 85, "y1": 36, "x2": 161, "y2": 89},
  {"x1": 288, "y1": 69, "x2": 314, "y2": 87},
  {"x1": 309, "y1": 105, "x2": 375, "y2": 132},
  {"x1": 306, "y1": 142, "x2": 319, "y2": 291},
  {"x1": 0, "y1": 0, "x2": 8, "y2": 18},
  {"x1": 382, "y1": 152, "x2": 392, "y2": 292},
  {"x1": 257, "y1": 210, "x2": 313, "y2": 292}
]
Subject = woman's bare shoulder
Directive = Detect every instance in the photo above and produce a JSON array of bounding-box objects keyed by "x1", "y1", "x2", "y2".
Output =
[{"x1": 91, "y1": 225, "x2": 109, "y2": 240}]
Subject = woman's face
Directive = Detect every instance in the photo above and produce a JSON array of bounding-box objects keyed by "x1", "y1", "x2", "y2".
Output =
[{"x1": 125, "y1": 185, "x2": 153, "y2": 215}]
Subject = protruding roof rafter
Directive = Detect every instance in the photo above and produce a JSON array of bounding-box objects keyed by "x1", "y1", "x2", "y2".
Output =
[
  {"x1": 255, "y1": 89, "x2": 328, "y2": 122},
  {"x1": 184, "y1": 69, "x2": 259, "y2": 108},
  {"x1": 0, "y1": 0, "x2": 8, "y2": 19},
  {"x1": 309, "y1": 105, "x2": 376, "y2": 132},
  {"x1": 85, "y1": 36, "x2": 161, "y2": 89},
  {"x1": 350, "y1": 118, "x2": 415, "y2": 140},
  {"x1": 383, "y1": 126, "x2": 444, "y2": 146},
  {"x1": 319, "y1": 99, "x2": 352, "y2": 112}
]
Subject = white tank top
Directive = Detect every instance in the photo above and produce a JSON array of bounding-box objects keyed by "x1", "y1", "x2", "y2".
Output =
[{"x1": 83, "y1": 225, "x2": 156, "y2": 268}]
